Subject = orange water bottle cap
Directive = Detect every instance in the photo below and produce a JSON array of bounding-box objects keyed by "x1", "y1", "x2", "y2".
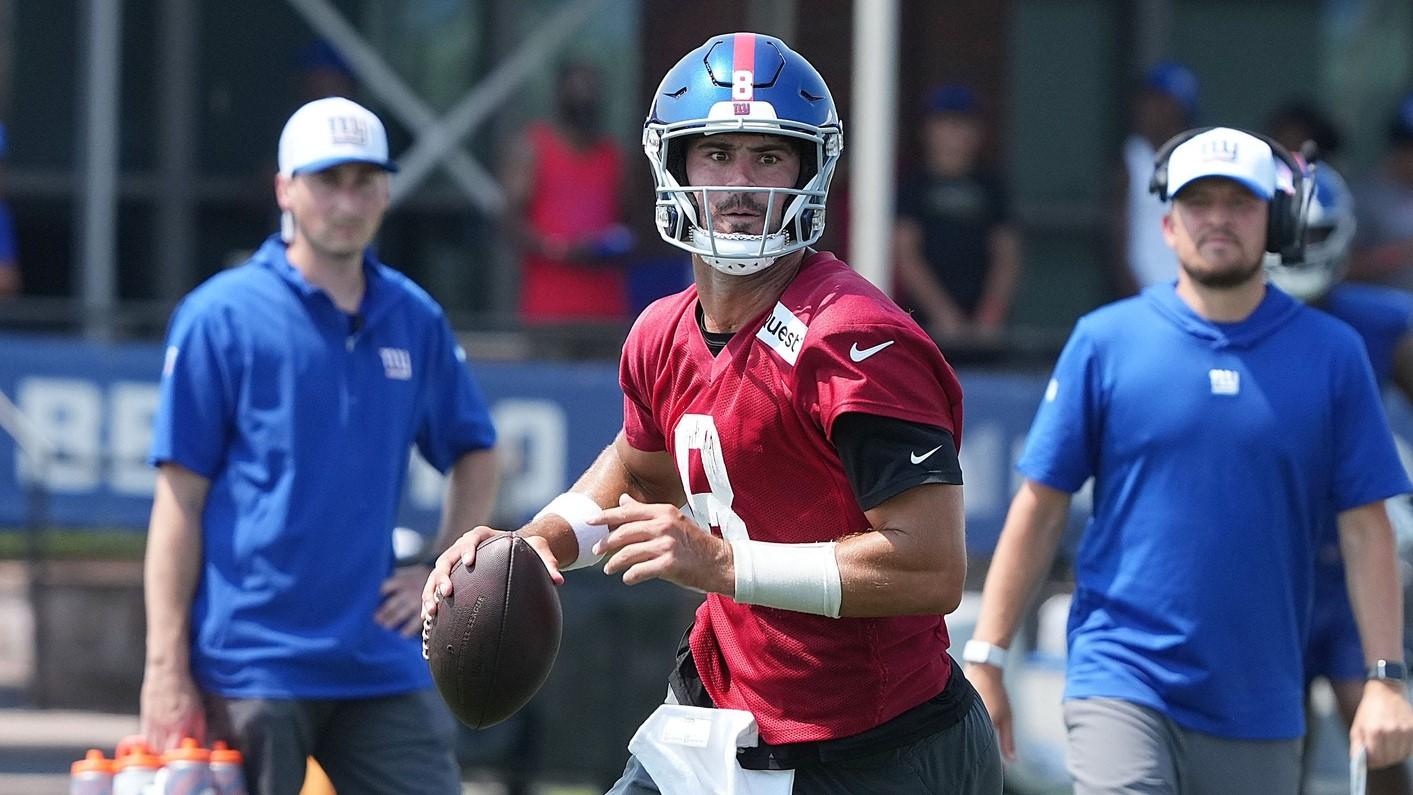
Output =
[
  {"x1": 71, "y1": 748, "x2": 113, "y2": 775},
  {"x1": 210, "y1": 740, "x2": 244, "y2": 764},
  {"x1": 163, "y1": 737, "x2": 212, "y2": 762},
  {"x1": 114, "y1": 748, "x2": 163, "y2": 770}
]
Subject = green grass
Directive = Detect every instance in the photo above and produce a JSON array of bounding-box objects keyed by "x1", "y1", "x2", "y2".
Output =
[{"x1": 0, "y1": 529, "x2": 146, "y2": 560}]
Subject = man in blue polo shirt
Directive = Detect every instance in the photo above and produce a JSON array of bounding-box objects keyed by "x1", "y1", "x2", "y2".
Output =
[
  {"x1": 140, "y1": 97, "x2": 498, "y2": 795},
  {"x1": 964, "y1": 127, "x2": 1413, "y2": 791}
]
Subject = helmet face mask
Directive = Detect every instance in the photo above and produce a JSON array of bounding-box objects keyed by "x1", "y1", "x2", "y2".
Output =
[
  {"x1": 644, "y1": 33, "x2": 843, "y2": 276},
  {"x1": 1264, "y1": 166, "x2": 1355, "y2": 302}
]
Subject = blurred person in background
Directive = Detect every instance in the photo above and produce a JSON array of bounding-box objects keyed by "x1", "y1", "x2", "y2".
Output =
[
  {"x1": 294, "y1": 39, "x2": 358, "y2": 104},
  {"x1": 1351, "y1": 92, "x2": 1413, "y2": 292},
  {"x1": 429, "y1": 32, "x2": 1002, "y2": 793},
  {"x1": 1109, "y1": 61, "x2": 1199, "y2": 296},
  {"x1": 968, "y1": 127, "x2": 1413, "y2": 791},
  {"x1": 1266, "y1": 100, "x2": 1343, "y2": 165},
  {"x1": 0, "y1": 122, "x2": 20, "y2": 298},
  {"x1": 1266, "y1": 164, "x2": 1413, "y2": 794},
  {"x1": 504, "y1": 59, "x2": 635, "y2": 324},
  {"x1": 140, "y1": 97, "x2": 499, "y2": 795},
  {"x1": 892, "y1": 84, "x2": 1019, "y2": 341}
]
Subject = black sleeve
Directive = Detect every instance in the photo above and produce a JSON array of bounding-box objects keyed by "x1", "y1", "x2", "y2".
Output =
[{"x1": 830, "y1": 412, "x2": 963, "y2": 511}]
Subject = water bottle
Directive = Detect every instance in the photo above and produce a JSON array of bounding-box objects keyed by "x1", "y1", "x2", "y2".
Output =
[
  {"x1": 69, "y1": 748, "x2": 113, "y2": 795},
  {"x1": 111, "y1": 743, "x2": 162, "y2": 795},
  {"x1": 209, "y1": 741, "x2": 248, "y2": 795},
  {"x1": 155, "y1": 737, "x2": 215, "y2": 795}
]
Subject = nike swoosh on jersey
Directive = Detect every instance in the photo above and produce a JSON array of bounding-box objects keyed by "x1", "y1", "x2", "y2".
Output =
[
  {"x1": 911, "y1": 444, "x2": 944, "y2": 465},
  {"x1": 849, "y1": 340, "x2": 895, "y2": 362}
]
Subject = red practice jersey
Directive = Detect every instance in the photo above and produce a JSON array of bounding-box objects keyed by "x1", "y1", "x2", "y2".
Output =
[{"x1": 620, "y1": 251, "x2": 965, "y2": 744}]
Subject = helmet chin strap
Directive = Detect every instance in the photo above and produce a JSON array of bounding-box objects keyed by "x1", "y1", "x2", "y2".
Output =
[{"x1": 690, "y1": 229, "x2": 790, "y2": 275}]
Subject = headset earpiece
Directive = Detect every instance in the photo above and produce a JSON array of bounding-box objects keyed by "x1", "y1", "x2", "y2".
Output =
[{"x1": 1260, "y1": 134, "x2": 1312, "y2": 261}]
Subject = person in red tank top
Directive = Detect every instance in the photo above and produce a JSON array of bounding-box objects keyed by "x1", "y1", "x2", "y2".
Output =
[
  {"x1": 503, "y1": 60, "x2": 633, "y2": 322},
  {"x1": 430, "y1": 34, "x2": 1002, "y2": 793}
]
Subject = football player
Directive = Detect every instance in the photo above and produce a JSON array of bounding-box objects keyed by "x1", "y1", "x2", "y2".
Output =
[{"x1": 426, "y1": 32, "x2": 1003, "y2": 793}]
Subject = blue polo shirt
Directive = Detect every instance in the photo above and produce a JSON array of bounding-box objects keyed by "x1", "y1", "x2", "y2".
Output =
[
  {"x1": 1020, "y1": 283, "x2": 1409, "y2": 739},
  {"x1": 150, "y1": 235, "x2": 496, "y2": 699}
]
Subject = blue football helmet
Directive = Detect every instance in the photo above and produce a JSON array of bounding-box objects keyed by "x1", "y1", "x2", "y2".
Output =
[
  {"x1": 1265, "y1": 165, "x2": 1356, "y2": 302},
  {"x1": 643, "y1": 33, "x2": 843, "y2": 275}
]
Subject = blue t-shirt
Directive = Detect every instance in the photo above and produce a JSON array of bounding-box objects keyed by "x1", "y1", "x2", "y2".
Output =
[
  {"x1": 149, "y1": 235, "x2": 497, "y2": 699},
  {"x1": 1019, "y1": 283, "x2": 1410, "y2": 739}
]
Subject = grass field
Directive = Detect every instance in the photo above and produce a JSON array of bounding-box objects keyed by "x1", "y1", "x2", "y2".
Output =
[{"x1": 0, "y1": 530, "x2": 146, "y2": 561}]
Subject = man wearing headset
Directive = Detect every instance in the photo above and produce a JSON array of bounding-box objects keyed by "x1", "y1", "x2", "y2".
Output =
[
  {"x1": 425, "y1": 33, "x2": 1002, "y2": 793},
  {"x1": 965, "y1": 127, "x2": 1413, "y2": 791}
]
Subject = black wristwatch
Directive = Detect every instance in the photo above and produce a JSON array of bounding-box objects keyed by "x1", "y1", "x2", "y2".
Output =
[{"x1": 1367, "y1": 659, "x2": 1408, "y2": 682}]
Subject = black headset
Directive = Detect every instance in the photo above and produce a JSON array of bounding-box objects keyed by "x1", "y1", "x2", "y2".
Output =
[{"x1": 1149, "y1": 126, "x2": 1315, "y2": 262}]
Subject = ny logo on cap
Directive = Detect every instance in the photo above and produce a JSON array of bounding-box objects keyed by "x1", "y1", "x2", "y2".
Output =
[
  {"x1": 327, "y1": 116, "x2": 369, "y2": 146},
  {"x1": 1199, "y1": 138, "x2": 1239, "y2": 163}
]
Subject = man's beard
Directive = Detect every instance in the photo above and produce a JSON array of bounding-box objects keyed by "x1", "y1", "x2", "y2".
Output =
[{"x1": 1181, "y1": 256, "x2": 1264, "y2": 289}]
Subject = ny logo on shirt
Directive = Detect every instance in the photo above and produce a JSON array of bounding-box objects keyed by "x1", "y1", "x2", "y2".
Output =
[
  {"x1": 1208, "y1": 368, "x2": 1240, "y2": 396},
  {"x1": 380, "y1": 347, "x2": 412, "y2": 380}
]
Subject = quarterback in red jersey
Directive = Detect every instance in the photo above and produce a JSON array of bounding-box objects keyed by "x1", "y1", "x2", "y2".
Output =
[{"x1": 427, "y1": 33, "x2": 1002, "y2": 793}]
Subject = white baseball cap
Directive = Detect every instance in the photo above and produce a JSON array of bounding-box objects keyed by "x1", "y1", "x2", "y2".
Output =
[
  {"x1": 277, "y1": 97, "x2": 397, "y2": 176},
  {"x1": 1165, "y1": 127, "x2": 1275, "y2": 200}
]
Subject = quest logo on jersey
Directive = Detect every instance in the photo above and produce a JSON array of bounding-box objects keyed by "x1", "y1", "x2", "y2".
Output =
[{"x1": 755, "y1": 302, "x2": 808, "y2": 366}]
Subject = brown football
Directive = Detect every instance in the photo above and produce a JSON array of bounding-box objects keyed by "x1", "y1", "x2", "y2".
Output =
[{"x1": 424, "y1": 534, "x2": 562, "y2": 728}]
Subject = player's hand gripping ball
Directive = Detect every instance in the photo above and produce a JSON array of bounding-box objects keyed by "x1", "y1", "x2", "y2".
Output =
[{"x1": 422, "y1": 534, "x2": 562, "y2": 728}]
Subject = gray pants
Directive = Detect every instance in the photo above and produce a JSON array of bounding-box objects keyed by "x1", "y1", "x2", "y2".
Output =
[
  {"x1": 1064, "y1": 698, "x2": 1302, "y2": 795},
  {"x1": 207, "y1": 688, "x2": 461, "y2": 795},
  {"x1": 607, "y1": 693, "x2": 1002, "y2": 794}
]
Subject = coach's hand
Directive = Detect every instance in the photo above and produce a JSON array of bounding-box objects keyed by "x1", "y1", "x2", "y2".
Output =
[
  {"x1": 379, "y1": 565, "x2": 432, "y2": 636},
  {"x1": 421, "y1": 526, "x2": 563, "y2": 620},
  {"x1": 1351, "y1": 679, "x2": 1413, "y2": 768},
  {"x1": 966, "y1": 662, "x2": 1016, "y2": 763},
  {"x1": 140, "y1": 662, "x2": 207, "y2": 753},
  {"x1": 592, "y1": 493, "x2": 734, "y2": 595}
]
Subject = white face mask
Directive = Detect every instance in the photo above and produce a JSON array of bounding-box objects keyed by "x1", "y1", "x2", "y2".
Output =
[{"x1": 688, "y1": 229, "x2": 790, "y2": 275}]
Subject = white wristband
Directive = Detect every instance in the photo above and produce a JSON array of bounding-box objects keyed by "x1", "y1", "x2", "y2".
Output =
[
  {"x1": 730, "y1": 539, "x2": 842, "y2": 618},
  {"x1": 961, "y1": 639, "x2": 1008, "y2": 670},
  {"x1": 532, "y1": 492, "x2": 607, "y2": 570}
]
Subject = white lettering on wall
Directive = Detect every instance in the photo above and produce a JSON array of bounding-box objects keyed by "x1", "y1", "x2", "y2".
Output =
[{"x1": 16, "y1": 378, "x2": 103, "y2": 492}]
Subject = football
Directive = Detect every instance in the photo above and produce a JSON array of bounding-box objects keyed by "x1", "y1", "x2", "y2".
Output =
[{"x1": 424, "y1": 534, "x2": 562, "y2": 728}]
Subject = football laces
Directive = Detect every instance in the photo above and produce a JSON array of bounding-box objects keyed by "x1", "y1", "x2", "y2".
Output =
[{"x1": 421, "y1": 589, "x2": 443, "y2": 661}]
